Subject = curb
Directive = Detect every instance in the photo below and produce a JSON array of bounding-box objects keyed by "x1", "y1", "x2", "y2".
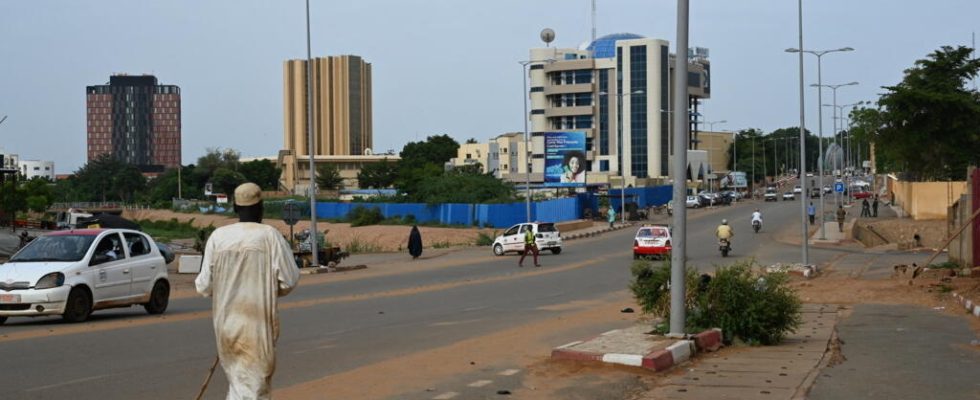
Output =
[
  {"x1": 561, "y1": 223, "x2": 635, "y2": 241},
  {"x1": 951, "y1": 292, "x2": 980, "y2": 318},
  {"x1": 550, "y1": 328, "x2": 722, "y2": 372}
]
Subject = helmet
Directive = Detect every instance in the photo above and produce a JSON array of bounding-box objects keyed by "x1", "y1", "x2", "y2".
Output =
[{"x1": 721, "y1": 219, "x2": 728, "y2": 225}]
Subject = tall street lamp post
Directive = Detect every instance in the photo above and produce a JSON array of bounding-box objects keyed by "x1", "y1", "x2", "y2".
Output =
[
  {"x1": 787, "y1": 46, "x2": 853, "y2": 240},
  {"x1": 304, "y1": 0, "x2": 319, "y2": 267},
  {"x1": 599, "y1": 89, "x2": 644, "y2": 224},
  {"x1": 670, "y1": 0, "x2": 691, "y2": 337},
  {"x1": 520, "y1": 60, "x2": 533, "y2": 222},
  {"x1": 814, "y1": 81, "x2": 858, "y2": 207},
  {"x1": 705, "y1": 119, "x2": 727, "y2": 132}
]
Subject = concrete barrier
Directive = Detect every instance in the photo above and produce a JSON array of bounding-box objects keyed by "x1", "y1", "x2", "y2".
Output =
[{"x1": 178, "y1": 255, "x2": 202, "y2": 274}]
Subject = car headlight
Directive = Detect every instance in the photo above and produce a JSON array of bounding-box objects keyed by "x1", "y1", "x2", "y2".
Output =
[{"x1": 35, "y1": 272, "x2": 65, "y2": 290}]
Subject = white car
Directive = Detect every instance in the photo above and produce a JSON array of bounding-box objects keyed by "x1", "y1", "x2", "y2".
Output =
[
  {"x1": 782, "y1": 191, "x2": 796, "y2": 201},
  {"x1": 685, "y1": 196, "x2": 701, "y2": 208},
  {"x1": 492, "y1": 222, "x2": 562, "y2": 256},
  {"x1": 0, "y1": 228, "x2": 171, "y2": 324},
  {"x1": 793, "y1": 185, "x2": 802, "y2": 194}
]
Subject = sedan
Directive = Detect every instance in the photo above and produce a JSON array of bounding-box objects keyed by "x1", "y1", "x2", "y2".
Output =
[
  {"x1": 782, "y1": 192, "x2": 796, "y2": 201},
  {"x1": 0, "y1": 229, "x2": 170, "y2": 324},
  {"x1": 633, "y1": 225, "x2": 671, "y2": 260},
  {"x1": 853, "y1": 191, "x2": 873, "y2": 199}
]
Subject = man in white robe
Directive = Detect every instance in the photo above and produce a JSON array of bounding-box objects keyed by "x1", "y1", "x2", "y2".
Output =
[{"x1": 196, "y1": 182, "x2": 300, "y2": 400}]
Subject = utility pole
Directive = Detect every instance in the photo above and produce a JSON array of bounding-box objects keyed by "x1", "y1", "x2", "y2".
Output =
[{"x1": 669, "y1": 0, "x2": 690, "y2": 338}]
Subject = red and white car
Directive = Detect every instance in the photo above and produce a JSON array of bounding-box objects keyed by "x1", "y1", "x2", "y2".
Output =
[{"x1": 633, "y1": 225, "x2": 672, "y2": 260}]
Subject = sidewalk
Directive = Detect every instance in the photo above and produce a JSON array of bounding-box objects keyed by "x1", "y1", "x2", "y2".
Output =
[{"x1": 639, "y1": 304, "x2": 838, "y2": 400}]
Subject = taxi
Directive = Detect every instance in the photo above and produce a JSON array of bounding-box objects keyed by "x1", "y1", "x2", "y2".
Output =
[{"x1": 633, "y1": 225, "x2": 672, "y2": 260}]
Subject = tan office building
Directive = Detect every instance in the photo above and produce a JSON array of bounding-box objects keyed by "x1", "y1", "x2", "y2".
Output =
[{"x1": 283, "y1": 55, "x2": 372, "y2": 157}]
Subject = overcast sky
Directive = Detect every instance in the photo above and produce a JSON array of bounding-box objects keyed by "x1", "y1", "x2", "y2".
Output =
[{"x1": 2, "y1": 0, "x2": 978, "y2": 174}]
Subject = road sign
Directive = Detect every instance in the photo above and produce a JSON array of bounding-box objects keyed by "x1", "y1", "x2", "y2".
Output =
[
  {"x1": 834, "y1": 182, "x2": 845, "y2": 193},
  {"x1": 282, "y1": 202, "x2": 301, "y2": 226}
]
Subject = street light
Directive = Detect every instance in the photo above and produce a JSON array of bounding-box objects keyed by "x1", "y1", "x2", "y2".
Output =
[
  {"x1": 599, "y1": 89, "x2": 644, "y2": 224},
  {"x1": 304, "y1": 0, "x2": 319, "y2": 267},
  {"x1": 705, "y1": 119, "x2": 727, "y2": 132},
  {"x1": 519, "y1": 60, "x2": 533, "y2": 222},
  {"x1": 814, "y1": 81, "x2": 858, "y2": 208},
  {"x1": 787, "y1": 46, "x2": 853, "y2": 240}
]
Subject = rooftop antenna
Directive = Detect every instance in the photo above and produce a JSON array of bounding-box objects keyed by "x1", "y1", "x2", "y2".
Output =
[{"x1": 591, "y1": 0, "x2": 597, "y2": 45}]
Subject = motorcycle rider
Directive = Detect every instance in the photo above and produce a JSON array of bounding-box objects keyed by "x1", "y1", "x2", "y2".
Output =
[
  {"x1": 751, "y1": 209, "x2": 763, "y2": 231},
  {"x1": 716, "y1": 219, "x2": 734, "y2": 248}
]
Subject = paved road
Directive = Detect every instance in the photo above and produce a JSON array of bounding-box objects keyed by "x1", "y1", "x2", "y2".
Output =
[{"x1": 0, "y1": 196, "x2": 841, "y2": 400}]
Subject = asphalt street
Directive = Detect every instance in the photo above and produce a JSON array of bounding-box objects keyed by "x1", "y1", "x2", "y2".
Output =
[{"x1": 0, "y1": 195, "x2": 850, "y2": 399}]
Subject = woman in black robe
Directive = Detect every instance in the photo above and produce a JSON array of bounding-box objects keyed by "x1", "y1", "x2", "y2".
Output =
[{"x1": 408, "y1": 225, "x2": 423, "y2": 259}]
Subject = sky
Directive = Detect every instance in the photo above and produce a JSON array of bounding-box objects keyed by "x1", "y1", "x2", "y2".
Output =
[{"x1": 2, "y1": 0, "x2": 979, "y2": 174}]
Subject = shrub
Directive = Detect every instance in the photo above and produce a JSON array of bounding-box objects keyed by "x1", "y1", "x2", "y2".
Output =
[
  {"x1": 348, "y1": 206, "x2": 384, "y2": 227},
  {"x1": 346, "y1": 235, "x2": 381, "y2": 254},
  {"x1": 401, "y1": 214, "x2": 417, "y2": 225},
  {"x1": 629, "y1": 259, "x2": 700, "y2": 319},
  {"x1": 690, "y1": 261, "x2": 802, "y2": 345},
  {"x1": 432, "y1": 241, "x2": 451, "y2": 249},
  {"x1": 193, "y1": 224, "x2": 217, "y2": 253},
  {"x1": 475, "y1": 231, "x2": 496, "y2": 246}
]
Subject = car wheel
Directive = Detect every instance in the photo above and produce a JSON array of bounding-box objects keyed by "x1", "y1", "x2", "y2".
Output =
[
  {"x1": 144, "y1": 280, "x2": 170, "y2": 315},
  {"x1": 62, "y1": 287, "x2": 92, "y2": 323},
  {"x1": 492, "y1": 244, "x2": 504, "y2": 256},
  {"x1": 550, "y1": 248, "x2": 562, "y2": 255}
]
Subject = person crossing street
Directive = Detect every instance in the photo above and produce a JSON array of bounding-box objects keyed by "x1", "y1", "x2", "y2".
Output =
[{"x1": 518, "y1": 225, "x2": 540, "y2": 267}]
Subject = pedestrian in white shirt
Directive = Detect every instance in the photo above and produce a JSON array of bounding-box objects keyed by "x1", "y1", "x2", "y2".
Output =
[{"x1": 196, "y1": 182, "x2": 300, "y2": 400}]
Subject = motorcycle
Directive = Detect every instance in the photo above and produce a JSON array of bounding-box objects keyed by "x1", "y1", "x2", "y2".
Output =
[
  {"x1": 752, "y1": 219, "x2": 762, "y2": 233},
  {"x1": 719, "y1": 238, "x2": 731, "y2": 257}
]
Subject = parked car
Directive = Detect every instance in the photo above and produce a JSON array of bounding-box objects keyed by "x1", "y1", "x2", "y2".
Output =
[
  {"x1": 633, "y1": 225, "x2": 672, "y2": 260},
  {"x1": 782, "y1": 191, "x2": 796, "y2": 201},
  {"x1": 853, "y1": 191, "x2": 873, "y2": 199},
  {"x1": 685, "y1": 196, "x2": 701, "y2": 208},
  {"x1": 0, "y1": 229, "x2": 171, "y2": 324},
  {"x1": 720, "y1": 190, "x2": 739, "y2": 203},
  {"x1": 492, "y1": 222, "x2": 562, "y2": 256},
  {"x1": 764, "y1": 187, "x2": 779, "y2": 202}
]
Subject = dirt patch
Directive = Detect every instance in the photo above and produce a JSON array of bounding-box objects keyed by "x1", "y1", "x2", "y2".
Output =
[
  {"x1": 124, "y1": 209, "x2": 496, "y2": 252},
  {"x1": 858, "y1": 217, "x2": 947, "y2": 249}
]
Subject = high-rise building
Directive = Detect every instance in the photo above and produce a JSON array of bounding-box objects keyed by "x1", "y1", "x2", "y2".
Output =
[
  {"x1": 283, "y1": 55, "x2": 372, "y2": 157},
  {"x1": 527, "y1": 33, "x2": 710, "y2": 186},
  {"x1": 86, "y1": 75, "x2": 181, "y2": 172}
]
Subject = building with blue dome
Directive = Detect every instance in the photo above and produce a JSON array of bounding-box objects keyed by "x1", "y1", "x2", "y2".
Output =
[{"x1": 518, "y1": 33, "x2": 711, "y2": 188}]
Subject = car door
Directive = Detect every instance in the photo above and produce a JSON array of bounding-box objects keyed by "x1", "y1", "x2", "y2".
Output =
[
  {"x1": 124, "y1": 232, "x2": 161, "y2": 299},
  {"x1": 89, "y1": 232, "x2": 132, "y2": 302},
  {"x1": 503, "y1": 224, "x2": 523, "y2": 253}
]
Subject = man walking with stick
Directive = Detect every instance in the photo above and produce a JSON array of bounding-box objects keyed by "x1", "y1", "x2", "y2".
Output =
[{"x1": 196, "y1": 183, "x2": 300, "y2": 399}]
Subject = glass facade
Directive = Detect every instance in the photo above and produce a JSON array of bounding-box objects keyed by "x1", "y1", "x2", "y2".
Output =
[
  {"x1": 630, "y1": 45, "x2": 648, "y2": 178},
  {"x1": 599, "y1": 70, "x2": 609, "y2": 155}
]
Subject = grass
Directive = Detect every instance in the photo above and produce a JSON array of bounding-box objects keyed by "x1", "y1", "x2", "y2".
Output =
[
  {"x1": 346, "y1": 235, "x2": 382, "y2": 254},
  {"x1": 136, "y1": 218, "x2": 199, "y2": 243},
  {"x1": 929, "y1": 261, "x2": 961, "y2": 270},
  {"x1": 432, "y1": 241, "x2": 452, "y2": 249}
]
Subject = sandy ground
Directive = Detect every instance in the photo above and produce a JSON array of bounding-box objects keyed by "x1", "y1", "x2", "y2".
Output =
[{"x1": 123, "y1": 209, "x2": 497, "y2": 253}]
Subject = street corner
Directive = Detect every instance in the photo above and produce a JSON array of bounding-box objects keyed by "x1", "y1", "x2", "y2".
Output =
[{"x1": 549, "y1": 325, "x2": 721, "y2": 373}]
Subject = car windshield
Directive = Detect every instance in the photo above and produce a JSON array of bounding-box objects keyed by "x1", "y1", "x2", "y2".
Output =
[
  {"x1": 9, "y1": 235, "x2": 96, "y2": 263},
  {"x1": 537, "y1": 223, "x2": 557, "y2": 233}
]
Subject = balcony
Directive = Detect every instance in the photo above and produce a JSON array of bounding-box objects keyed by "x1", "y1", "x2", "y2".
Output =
[
  {"x1": 544, "y1": 105, "x2": 594, "y2": 118},
  {"x1": 543, "y1": 83, "x2": 594, "y2": 96}
]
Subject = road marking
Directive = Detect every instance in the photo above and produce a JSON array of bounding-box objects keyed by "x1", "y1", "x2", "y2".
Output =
[
  {"x1": 498, "y1": 369, "x2": 521, "y2": 376},
  {"x1": 429, "y1": 318, "x2": 483, "y2": 327},
  {"x1": 433, "y1": 392, "x2": 459, "y2": 399},
  {"x1": 25, "y1": 373, "x2": 116, "y2": 392},
  {"x1": 555, "y1": 341, "x2": 582, "y2": 349},
  {"x1": 468, "y1": 380, "x2": 493, "y2": 387}
]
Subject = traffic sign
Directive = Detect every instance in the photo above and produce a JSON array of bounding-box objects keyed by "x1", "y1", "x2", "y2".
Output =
[
  {"x1": 282, "y1": 201, "x2": 301, "y2": 226},
  {"x1": 834, "y1": 182, "x2": 845, "y2": 193}
]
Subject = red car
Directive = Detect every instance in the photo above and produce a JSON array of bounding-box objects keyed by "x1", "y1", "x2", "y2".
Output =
[
  {"x1": 853, "y1": 191, "x2": 873, "y2": 199},
  {"x1": 633, "y1": 225, "x2": 672, "y2": 260}
]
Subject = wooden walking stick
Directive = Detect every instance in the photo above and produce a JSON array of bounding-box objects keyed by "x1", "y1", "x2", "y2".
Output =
[{"x1": 195, "y1": 355, "x2": 220, "y2": 400}]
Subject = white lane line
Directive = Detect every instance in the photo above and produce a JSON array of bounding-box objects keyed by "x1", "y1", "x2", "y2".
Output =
[
  {"x1": 429, "y1": 318, "x2": 483, "y2": 327},
  {"x1": 498, "y1": 369, "x2": 521, "y2": 376},
  {"x1": 433, "y1": 392, "x2": 459, "y2": 399},
  {"x1": 468, "y1": 380, "x2": 493, "y2": 387},
  {"x1": 25, "y1": 373, "x2": 116, "y2": 392}
]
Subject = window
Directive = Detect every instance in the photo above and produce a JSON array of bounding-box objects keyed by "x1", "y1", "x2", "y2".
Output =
[
  {"x1": 505, "y1": 226, "x2": 520, "y2": 236},
  {"x1": 124, "y1": 233, "x2": 151, "y2": 257},
  {"x1": 94, "y1": 233, "x2": 126, "y2": 262}
]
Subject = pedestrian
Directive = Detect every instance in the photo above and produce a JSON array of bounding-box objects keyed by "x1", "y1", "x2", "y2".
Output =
[
  {"x1": 607, "y1": 207, "x2": 616, "y2": 229},
  {"x1": 872, "y1": 195, "x2": 879, "y2": 217},
  {"x1": 861, "y1": 198, "x2": 871, "y2": 217},
  {"x1": 518, "y1": 225, "x2": 540, "y2": 267},
  {"x1": 836, "y1": 205, "x2": 847, "y2": 233},
  {"x1": 195, "y1": 182, "x2": 301, "y2": 400},
  {"x1": 408, "y1": 225, "x2": 423, "y2": 259},
  {"x1": 807, "y1": 202, "x2": 816, "y2": 225}
]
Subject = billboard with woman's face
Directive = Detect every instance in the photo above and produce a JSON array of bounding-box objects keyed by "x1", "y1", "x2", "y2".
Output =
[{"x1": 544, "y1": 131, "x2": 587, "y2": 187}]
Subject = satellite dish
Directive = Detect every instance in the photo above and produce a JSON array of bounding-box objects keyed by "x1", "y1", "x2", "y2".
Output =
[
  {"x1": 540, "y1": 28, "x2": 555, "y2": 46},
  {"x1": 363, "y1": 148, "x2": 374, "y2": 156}
]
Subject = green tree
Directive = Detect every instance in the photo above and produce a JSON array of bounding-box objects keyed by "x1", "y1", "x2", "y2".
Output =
[
  {"x1": 21, "y1": 177, "x2": 53, "y2": 213},
  {"x1": 399, "y1": 134, "x2": 459, "y2": 169},
  {"x1": 409, "y1": 168, "x2": 514, "y2": 204},
  {"x1": 72, "y1": 155, "x2": 146, "y2": 202},
  {"x1": 192, "y1": 148, "x2": 241, "y2": 192},
  {"x1": 0, "y1": 180, "x2": 26, "y2": 225},
  {"x1": 875, "y1": 46, "x2": 980, "y2": 180},
  {"x1": 847, "y1": 106, "x2": 886, "y2": 172},
  {"x1": 316, "y1": 164, "x2": 344, "y2": 190},
  {"x1": 240, "y1": 159, "x2": 281, "y2": 190},
  {"x1": 210, "y1": 168, "x2": 246, "y2": 198},
  {"x1": 357, "y1": 159, "x2": 398, "y2": 189}
]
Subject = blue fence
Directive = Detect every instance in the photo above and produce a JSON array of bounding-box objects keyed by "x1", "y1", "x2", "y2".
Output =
[{"x1": 313, "y1": 185, "x2": 671, "y2": 228}]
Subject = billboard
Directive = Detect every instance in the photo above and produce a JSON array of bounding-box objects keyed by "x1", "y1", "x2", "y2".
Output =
[
  {"x1": 721, "y1": 171, "x2": 747, "y2": 188},
  {"x1": 544, "y1": 131, "x2": 587, "y2": 187}
]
